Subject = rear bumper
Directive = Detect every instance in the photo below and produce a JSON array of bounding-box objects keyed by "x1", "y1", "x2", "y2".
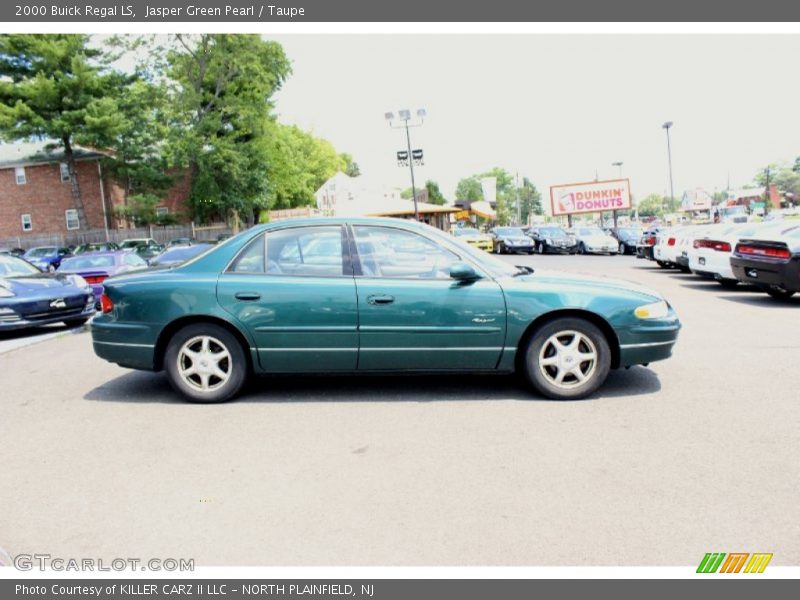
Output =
[
  {"x1": 730, "y1": 255, "x2": 800, "y2": 291},
  {"x1": 91, "y1": 317, "x2": 159, "y2": 370}
]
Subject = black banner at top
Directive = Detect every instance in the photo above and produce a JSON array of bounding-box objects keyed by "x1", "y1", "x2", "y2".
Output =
[{"x1": 4, "y1": 0, "x2": 800, "y2": 22}]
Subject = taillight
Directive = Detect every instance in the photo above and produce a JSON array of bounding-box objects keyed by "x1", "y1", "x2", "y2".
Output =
[
  {"x1": 737, "y1": 244, "x2": 791, "y2": 259},
  {"x1": 643, "y1": 236, "x2": 656, "y2": 246},
  {"x1": 667, "y1": 237, "x2": 676, "y2": 246},
  {"x1": 100, "y1": 293, "x2": 114, "y2": 313},
  {"x1": 693, "y1": 239, "x2": 732, "y2": 252},
  {"x1": 84, "y1": 275, "x2": 108, "y2": 285}
]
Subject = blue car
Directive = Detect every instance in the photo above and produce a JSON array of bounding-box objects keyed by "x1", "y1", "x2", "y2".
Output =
[
  {"x1": 0, "y1": 254, "x2": 96, "y2": 331},
  {"x1": 23, "y1": 246, "x2": 73, "y2": 272}
]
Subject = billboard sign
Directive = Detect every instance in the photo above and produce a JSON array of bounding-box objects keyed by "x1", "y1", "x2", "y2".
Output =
[{"x1": 549, "y1": 179, "x2": 632, "y2": 216}]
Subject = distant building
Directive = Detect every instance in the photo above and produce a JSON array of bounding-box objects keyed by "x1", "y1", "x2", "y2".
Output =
[
  {"x1": 0, "y1": 141, "x2": 191, "y2": 243},
  {"x1": 315, "y1": 172, "x2": 457, "y2": 229},
  {"x1": 681, "y1": 188, "x2": 713, "y2": 212}
]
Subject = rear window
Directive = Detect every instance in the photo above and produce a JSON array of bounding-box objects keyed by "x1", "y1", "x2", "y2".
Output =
[{"x1": 60, "y1": 256, "x2": 115, "y2": 269}]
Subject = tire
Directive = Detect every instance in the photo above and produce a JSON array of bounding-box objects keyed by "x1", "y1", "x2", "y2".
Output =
[
  {"x1": 578, "y1": 242, "x2": 586, "y2": 255},
  {"x1": 718, "y1": 278, "x2": 739, "y2": 290},
  {"x1": 537, "y1": 242, "x2": 544, "y2": 254},
  {"x1": 521, "y1": 317, "x2": 611, "y2": 400},
  {"x1": 63, "y1": 317, "x2": 89, "y2": 328},
  {"x1": 766, "y1": 286, "x2": 796, "y2": 300},
  {"x1": 164, "y1": 323, "x2": 248, "y2": 403},
  {"x1": 656, "y1": 260, "x2": 669, "y2": 269},
  {"x1": 619, "y1": 242, "x2": 626, "y2": 254}
]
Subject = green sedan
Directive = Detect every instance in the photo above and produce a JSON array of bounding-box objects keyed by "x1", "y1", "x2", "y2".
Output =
[{"x1": 91, "y1": 217, "x2": 681, "y2": 403}]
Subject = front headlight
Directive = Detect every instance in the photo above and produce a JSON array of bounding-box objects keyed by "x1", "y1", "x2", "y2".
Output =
[
  {"x1": 545, "y1": 238, "x2": 553, "y2": 244},
  {"x1": 634, "y1": 300, "x2": 669, "y2": 319}
]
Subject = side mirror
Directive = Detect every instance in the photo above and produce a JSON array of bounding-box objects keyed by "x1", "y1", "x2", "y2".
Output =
[{"x1": 450, "y1": 262, "x2": 480, "y2": 281}]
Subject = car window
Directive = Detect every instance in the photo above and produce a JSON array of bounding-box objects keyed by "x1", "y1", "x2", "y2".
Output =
[
  {"x1": 352, "y1": 225, "x2": 459, "y2": 279},
  {"x1": 0, "y1": 255, "x2": 40, "y2": 276},
  {"x1": 123, "y1": 253, "x2": 146, "y2": 267},
  {"x1": 230, "y1": 226, "x2": 346, "y2": 277}
]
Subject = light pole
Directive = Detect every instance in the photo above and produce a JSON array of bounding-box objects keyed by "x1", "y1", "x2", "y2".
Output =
[
  {"x1": 385, "y1": 108, "x2": 426, "y2": 221},
  {"x1": 611, "y1": 161, "x2": 623, "y2": 227},
  {"x1": 662, "y1": 121, "x2": 675, "y2": 217}
]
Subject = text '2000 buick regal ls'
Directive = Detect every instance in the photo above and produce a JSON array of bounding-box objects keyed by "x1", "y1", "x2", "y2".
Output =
[{"x1": 91, "y1": 218, "x2": 681, "y2": 403}]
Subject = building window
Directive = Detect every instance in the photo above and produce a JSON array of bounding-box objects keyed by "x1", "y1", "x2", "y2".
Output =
[
  {"x1": 15, "y1": 167, "x2": 26, "y2": 185},
  {"x1": 59, "y1": 162, "x2": 70, "y2": 183},
  {"x1": 21, "y1": 214, "x2": 32, "y2": 232},
  {"x1": 65, "y1": 209, "x2": 80, "y2": 231},
  {"x1": 155, "y1": 207, "x2": 169, "y2": 217}
]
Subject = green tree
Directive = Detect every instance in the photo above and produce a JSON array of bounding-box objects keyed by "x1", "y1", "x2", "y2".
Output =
[
  {"x1": 637, "y1": 193, "x2": 668, "y2": 217},
  {"x1": 518, "y1": 177, "x2": 543, "y2": 224},
  {"x1": 0, "y1": 34, "x2": 125, "y2": 230},
  {"x1": 341, "y1": 153, "x2": 361, "y2": 177},
  {"x1": 754, "y1": 163, "x2": 800, "y2": 201},
  {"x1": 425, "y1": 180, "x2": 446, "y2": 205},
  {"x1": 165, "y1": 34, "x2": 291, "y2": 225},
  {"x1": 455, "y1": 176, "x2": 483, "y2": 202}
]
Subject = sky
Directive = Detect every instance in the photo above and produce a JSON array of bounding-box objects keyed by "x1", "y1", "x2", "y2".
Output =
[{"x1": 267, "y1": 34, "x2": 800, "y2": 205}]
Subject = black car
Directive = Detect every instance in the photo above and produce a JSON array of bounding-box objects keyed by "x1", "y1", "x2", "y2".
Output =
[
  {"x1": 730, "y1": 224, "x2": 800, "y2": 300},
  {"x1": 607, "y1": 227, "x2": 643, "y2": 255},
  {"x1": 636, "y1": 228, "x2": 661, "y2": 261},
  {"x1": 488, "y1": 227, "x2": 535, "y2": 254},
  {"x1": 526, "y1": 226, "x2": 579, "y2": 254},
  {"x1": 0, "y1": 254, "x2": 96, "y2": 331}
]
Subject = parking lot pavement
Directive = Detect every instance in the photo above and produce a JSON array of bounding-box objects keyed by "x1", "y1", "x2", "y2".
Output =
[
  {"x1": 0, "y1": 253, "x2": 798, "y2": 567},
  {"x1": 0, "y1": 322, "x2": 87, "y2": 355}
]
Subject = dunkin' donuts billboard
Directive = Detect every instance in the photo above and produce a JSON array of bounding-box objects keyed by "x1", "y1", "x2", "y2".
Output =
[{"x1": 549, "y1": 179, "x2": 632, "y2": 216}]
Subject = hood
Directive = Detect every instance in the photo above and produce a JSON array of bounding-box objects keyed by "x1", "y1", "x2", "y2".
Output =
[
  {"x1": 508, "y1": 268, "x2": 664, "y2": 301},
  {"x1": 0, "y1": 272, "x2": 88, "y2": 296}
]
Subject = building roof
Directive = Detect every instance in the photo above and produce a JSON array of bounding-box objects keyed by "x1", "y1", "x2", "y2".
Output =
[{"x1": 0, "y1": 140, "x2": 106, "y2": 169}]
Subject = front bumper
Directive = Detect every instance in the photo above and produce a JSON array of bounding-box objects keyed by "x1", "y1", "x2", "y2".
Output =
[
  {"x1": 617, "y1": 309, "x2": 681, "y2": 367},
  {"x1": 502, "y1": 242, "x2": 534, "y2": 252},
  {"x1": 585, "y1": 244, "x2": 618, "y2": 254},
  {"x1": 730, "y1": 255, "x2": 800, "y2": 291},
  {"x1": 544, "y1": 242, "x2": 579, "y2": 253},
  {"x1": 466, "y1": 240, "x2": 493, "y2": 252},
  {"x1": 636, "y1": 245, "x2": 655, "y2": 260},
  {"x1": 0, "y1": 299, "x2": 95, "y2": 331}
]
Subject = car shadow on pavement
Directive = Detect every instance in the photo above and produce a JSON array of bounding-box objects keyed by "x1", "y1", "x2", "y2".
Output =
[
  {"x1": 83, "y1": 366, "x2": 661, "y2": 405},
  {"x1": 0, "y1": 322, "x2": 81, "y2": 341},
  {"x1": 717, "y1": 293, "x2": 800, "y2": 307}
]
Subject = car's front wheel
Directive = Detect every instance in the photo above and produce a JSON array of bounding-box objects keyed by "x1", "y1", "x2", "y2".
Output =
[
  {"x1": 765, "y1": 286, "x2": 796, "y2": 300},
  {"x1": 164, "y1": 323, "x2": 248, "y2": 403},
  {"x1": 619, "y1": 242, "x2": 626, "y2": 254},
  {"x1": 521, "y1": 318, "x2": 611, "y2": 400}
]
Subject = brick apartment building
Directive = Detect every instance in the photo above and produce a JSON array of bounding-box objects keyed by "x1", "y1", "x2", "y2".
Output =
[{"x1": 0, "y1": 141, "x2": 191, "y2": 243}]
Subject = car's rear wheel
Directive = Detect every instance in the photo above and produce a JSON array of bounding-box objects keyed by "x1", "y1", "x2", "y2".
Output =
[
  {"x1": 578, "y1": 242, "x2": 586, "y2": 255},
  {"x1": 619, "y1": 242, "x2": 626, "y2": 254},
  {"x1": 164, "y1": 323, "x2": 247, "y2": 403},
  {"x1": 656, "y1": 260, "x2": 669, "y2": 269},
  {"x1": 766, "y1": 286, "x2": 796, "y2": 300},
  {"x1": 521, "y1": 318, "x2": 611, "y2": 400},
  {"x1": 718, "y1": 278, "x2": 739, "y2": 289}
]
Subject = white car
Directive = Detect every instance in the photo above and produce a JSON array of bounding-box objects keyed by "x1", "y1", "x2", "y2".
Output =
[
  {"x1": 688, "y1": 221, "x2": 790, "y2": 288},
  {"x1": 571, "y1": 227, "x2": 619, "y2": 255},
  {"x1": 653, "y1": 226, "x2": 692, "y2": 267}
]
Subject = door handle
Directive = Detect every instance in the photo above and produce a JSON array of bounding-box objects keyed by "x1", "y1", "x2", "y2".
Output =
[
  {"x1": 234, "y1": 292, "x2": 261, "y2": 301},
  {"x1": 367, "y1": 294, "x2": 395, "y2": 305}
]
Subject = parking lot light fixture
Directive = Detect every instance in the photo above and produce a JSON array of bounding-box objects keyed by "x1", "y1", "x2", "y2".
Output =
[{"x1": 386, "y1": 108, "x2": 427, "y2": 221}]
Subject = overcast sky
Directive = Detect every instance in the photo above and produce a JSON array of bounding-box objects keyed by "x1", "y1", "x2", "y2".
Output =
[{"x1": 268, "y1": 34, "x2": 800, "y2": 203}]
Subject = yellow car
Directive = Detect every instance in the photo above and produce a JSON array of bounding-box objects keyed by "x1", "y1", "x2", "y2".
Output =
[{"x1": 451, "y1": 227, "x2": 493, "y2": 252}]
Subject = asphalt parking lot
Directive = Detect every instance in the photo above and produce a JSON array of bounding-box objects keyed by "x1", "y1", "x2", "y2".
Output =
[{"x1": 1, "y1": 253, "x2": 798, "y2": 567}]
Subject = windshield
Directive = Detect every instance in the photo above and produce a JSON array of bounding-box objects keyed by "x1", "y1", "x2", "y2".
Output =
[
  {"x1": 120, "y1": 240, "x2": 146, "y2": 248},
  {"x1": 538, "y1": 227, "x2": 565, "y2": 236},
  {"x1": 495, "y1": 227, "x2": 525, "y2": 236},
  {"x1": 453, "y1": 229, "x2": 480, "y2": 237},
  {"x1": 0, "y1": 255, "x2": 41, "y2": 276},
  {"x1": 60, "y1": 255, "x2": 116, "y2": 270},
  {"x1": 25, "y1": 247, "x2": 57, "y2": 257},
  {"x1": 617, "y1": 228, "x2": 641, "y2": 239}
]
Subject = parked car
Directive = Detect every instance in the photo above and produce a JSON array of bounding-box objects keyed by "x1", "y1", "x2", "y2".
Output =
[
  {"x1": 607, "y1": 227, "x2": 643, "y2": 255},
  {"x1": 149, "y1": 243, "x2": 214, "y2": 268},
  {"x1": 120, "y1": 238, "x2": 164, "y2": 261},
  {"x1": 730, "y1": 223, "x2": 800, "y2": 299},
  {"x1": 636, "y1": 228, "x2": 661, "y2": 261},
  {"x1": 450, "y1": 227, "x2": 493, "y2": 252},
  {"x1": 570, "y1": 227, "x2": 619, "y2": 255},
  {"x1": 91, "y1": 217, "x2": 681, "y2": 403},
  {"x1": 167, "y1": 237, "x2": 195, "y2": 247},
  {"x1": 0, "y1": 254, "x2": 96, "y2": 331},
  {"x1": 489, "y1": 226, "x2": 535, "y2": 254},
  {"x1": 0, "y1": 247, "x2": 25, "y2": 257},
  {"x1": 57, "y1": 251, "x2": 149, "y2": 307},
  {"x1": 526, "y1": 226, "x2": 579, "y2": 254},
  {"x1": 74, "y1": 242, "x2": 120, "y2": 254},
  {"x1": 688, "y1": 223, "x2": 767, "y2": 288},
  {"x1": 653, "y1": 227, "x2": 693, "y2": 269},
  {"x1": 23, "y1": 246, "x2": 72, "y2": 272}
]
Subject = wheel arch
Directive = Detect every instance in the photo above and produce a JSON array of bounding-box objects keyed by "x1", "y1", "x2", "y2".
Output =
[
  {"x1": 154, "y1": 315, "x2": 254, "y2": 373},
  {"x1": 514, "y1": 309, "x2": 621, "y2": 371}
]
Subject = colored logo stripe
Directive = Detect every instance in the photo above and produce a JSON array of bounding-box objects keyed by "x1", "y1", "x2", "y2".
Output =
[
  {"x1": 697, "y1": 553, "x2": 726, "y2": 573},
  {"x1": 744, "y1": 553, "x2": 773, "y2": 573},
  {"x1": 697, "y1": 552, "x2": 773, "y2": 573}
]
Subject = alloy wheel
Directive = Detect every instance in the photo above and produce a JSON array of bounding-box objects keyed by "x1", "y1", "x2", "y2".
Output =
[
  {"x1": 537, "y1": 330, "x2": 598, "y2": 389},
  {"x1": 176, "y1": 335, "x2": 232, "y2": 393}
]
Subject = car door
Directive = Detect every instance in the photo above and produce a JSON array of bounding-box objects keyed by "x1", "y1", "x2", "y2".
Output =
[
  {"x1": 217, "y1": 225, "x2": 358, "y2": 372},
  {"x1": 350, "y1": 224, "x2": 506, "y2": 371}
]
